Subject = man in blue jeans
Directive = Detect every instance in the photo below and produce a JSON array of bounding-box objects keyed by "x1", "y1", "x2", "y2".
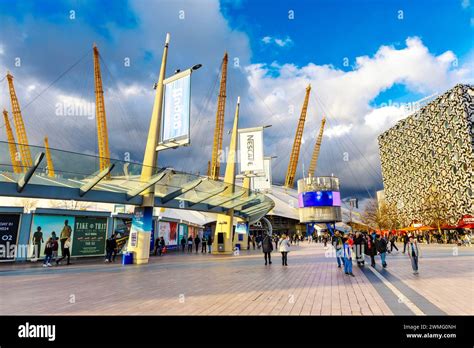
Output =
[
  {"x1": 332, "y1": 231, "x2": 344, "y2": 268},
  {"x1": 343, "y1": 237, "x2": 355, "y2": 276},
  {"x1": 375, "y1": 234, "x2": 388, "y2": 268}
]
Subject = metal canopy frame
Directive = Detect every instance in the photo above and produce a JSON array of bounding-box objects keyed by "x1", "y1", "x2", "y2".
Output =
[{"x1": 0, "y1": 141, "x2": 275, "y2": 220}]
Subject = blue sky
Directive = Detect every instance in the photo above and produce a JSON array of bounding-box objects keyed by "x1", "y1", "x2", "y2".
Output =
[{"x1": 0, "y1": 0, "x2": 472, "y2": 200}]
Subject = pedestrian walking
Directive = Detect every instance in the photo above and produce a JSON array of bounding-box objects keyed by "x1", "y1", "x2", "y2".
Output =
[
  {"x1": 389, "y1": 233, "x2": 399, "y2": 253},
  {"x1": 105, "y1": 233, "x2": 117, "y2": 262},
  {"x1": 375, "y1": 234, "x2": 388, "y2": 268},
  {"x1": 42, "y1": 238, "x2": 54, "y2": 268},
  {"x1": 323, "y1": 233, "x2": 328, "y2": 248},
  {"x1": 278, "y1": 234, "x2": 290, "y2": 266},
  {"x1": 332, "y1": 231, "x2": 344, "y2": 268},
  {"x1": 262, "y1": 232, "x2": 273, "y2": 265},
  {"x1": 56, "y1": 237, "x2": 71, "y2": 265},
  {"x1": 354, "y1": 232, "x2": 365, "y2": 266},
  {"x1": 365, "y1": 233, "x2": 377, "y2": 267},
  {"x1": 402, "y1": 233, "x2": 409, "y2": 254},
  {"x1": 180, "y1": 236, "x2": 186, "y2": 252},
  {"x1": 251, "y1": 235, "x2": 256, "y2": 250},
  {"x1": 343, "y1": 237, "x2": 355, "y2": 276},
  {"x1": 407, "y1": 236, "x2": 421, "y2": 274},
  {"x1": 194, "y1": 235, "x2": 201, "y2": 253},
  {"x1": 273, "y1": 234, "x2": 279, "y2": 251},
  {"x1": 201, "y1": 236, "x2": 207, "y2": 253},
  {"x1": 187, "y1": 236, "x2": 193, "y2": 252}
]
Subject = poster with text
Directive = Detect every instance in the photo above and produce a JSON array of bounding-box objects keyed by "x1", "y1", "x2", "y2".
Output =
[
  {"x1": 71, "y1": 217, "x2": 107, "y2": 257},
  {"x1": 0, "y1": 214, "x2": 20, "y2": 261}
]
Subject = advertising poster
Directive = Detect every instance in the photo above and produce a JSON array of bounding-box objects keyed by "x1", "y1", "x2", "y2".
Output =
[
  {"x1": 113, "y1": 217, "x2": 131, "y2": 254},
  {"x1": 238, "y1": 127, "x2": 264, "y2": 173},
  {"x1": 159, "y1": 70, "x2": 191, "y2": 149},
  {"x1": 158, "y1": 221, "x2": 178, "y2": 245},
  {"x1": 129, "y1": 207, "x2": 153, "y2": 248},
  {"x1": 178, "y1": 223, "x2": 188, "y2": 243},
  {"x1": 0, "y1": 214, "x2": 21, "y2": 262},
  {"x1": 29, "y1": 215, "x2": 75, "y2": 259},
  {"x1": 71, "y1": 217, "x2": 107, "y2": 257},
  {"x1": 298, "y1": 191, "x2": 342, "y2": 208}
]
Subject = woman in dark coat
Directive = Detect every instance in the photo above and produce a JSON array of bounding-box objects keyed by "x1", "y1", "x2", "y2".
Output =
[
  {"x1": 354, "y1": 232, "x2": 365, "y2": 266},
  {"x1": 262, "y1": 232, "x2": 273, "y2": 265},
  {"x1": 365, "y1": 233, "x2": 377, "y2": 267}
]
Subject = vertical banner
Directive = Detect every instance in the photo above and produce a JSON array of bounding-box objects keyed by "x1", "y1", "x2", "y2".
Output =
[
  {"x1": 169, "y1": 222, "x2": 178, "y2": 246},
  {"x1": 0, "y1": 214, "x2": 20, "y2": 262},
  {"x1": 130, "y1": 207, "x2": 153, "y2": 248},
  {"x1": 238, "y1": 127, "x2": 264, "y2": 173},
  {"x1": 178, "y1": 223, "x2": 188, "y2": 244},
  {"x1": 251, "y1": 157, "x2": 272, "y2": 192},
  {"x1": 71, "y1": 217, "x2": 107, "y2": 257},
  {"x1": 158, "y1": 221, "x2": 171, "y2": 245},
  {"x1": 158, "y1": 69, "x2": 192, "y2": 150}
]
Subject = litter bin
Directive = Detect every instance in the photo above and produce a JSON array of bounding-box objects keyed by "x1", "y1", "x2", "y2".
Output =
[{"x1": 122, "y1": 252, "x2": 133, "y2": 265}]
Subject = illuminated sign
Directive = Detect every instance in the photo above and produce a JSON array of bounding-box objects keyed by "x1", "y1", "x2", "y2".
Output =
[{"x1": 298, "y1": 191, "x2": 341, "y2": 208}]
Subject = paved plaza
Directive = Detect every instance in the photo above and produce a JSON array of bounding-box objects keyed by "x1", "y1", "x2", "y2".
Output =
[{"x1": 0, "y1": 242, "x2": 472, "y2": 316}]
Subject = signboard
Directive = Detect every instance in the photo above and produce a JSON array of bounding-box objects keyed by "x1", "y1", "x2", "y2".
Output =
[
  {"x1": 0, "y1": 214, "x2": 20, "y2": 262},
  {"x1": 129, "y1": 207, "x2": 153, "y2": 248},
  {"x1": 238, "y1": 127, "x2": 264, "y2": 173},
  {"x1": 235, "y1": 222, "x2": 248, "y2": 234},
  {"x1": 29, "y1": 215, "x2": 75, "y2": 259},
  {"x1": 158, "y1": 69, "x2": 192, "y2": 150},
  {"x1": 298, "y1": 191, "x2": 342, "y2": 208},
  {"x1": 251, "y1": 157, "x2": 272, "y2": 192},
  {"x1": 71, "y1": 217, "x2": 107, "y2": 257}
]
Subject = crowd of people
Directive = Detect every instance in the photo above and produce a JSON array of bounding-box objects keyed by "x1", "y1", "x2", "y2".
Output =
[{"x1": 329, "y1": 231, "x2": 421, "y2": 276}]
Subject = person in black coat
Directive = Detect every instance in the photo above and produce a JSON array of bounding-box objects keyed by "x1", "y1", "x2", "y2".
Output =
[
  {"x1": 262, "y1": 232, "x2": 273, "y2": 265},
  {"x1": 365, "y1": 233, "x2": 377, "y2": 267},
  {"x1": 194, "y1": 236, "x2": 201, "y2": 253},
  {"x1": 375, "y1": 234, "x2": 388, "y2": 268},
  {"x1": 180, "y1": 237, "x2": 186, "y2": 252},
  {"x1": 354, "y1": 232, "x2": 365, "y2": 266}
]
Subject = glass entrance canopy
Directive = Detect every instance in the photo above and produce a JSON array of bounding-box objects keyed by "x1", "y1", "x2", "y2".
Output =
[{"x1": 0, "y1": 141, "x2": 274, "y2": 222}]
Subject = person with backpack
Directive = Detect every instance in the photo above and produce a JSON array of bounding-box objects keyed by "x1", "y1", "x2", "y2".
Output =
[
  {"x1": 43, "y1": 238, "x2": 54, "y2": 268},
  {"x1": 375, "y1": 234, "x2": 388, "y2": 268},
  {"x1": 262, "y1": 232, "x2": 273, "y2": 265},
  {"x1": 332, "y1": 231, "x2": 344, "y2": 268}
]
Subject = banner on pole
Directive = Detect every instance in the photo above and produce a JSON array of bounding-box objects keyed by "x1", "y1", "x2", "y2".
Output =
[
  {"x1": 238, "y1": 127, "x2": 264, "y2": 173},
  {"x1": 158, "y1": 69, "x2": 192, "y2": 150}
]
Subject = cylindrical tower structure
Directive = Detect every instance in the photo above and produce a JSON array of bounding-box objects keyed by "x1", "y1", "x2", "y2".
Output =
[{"x1": 297, "y1": 176, "x2": 342, "y2": 223}]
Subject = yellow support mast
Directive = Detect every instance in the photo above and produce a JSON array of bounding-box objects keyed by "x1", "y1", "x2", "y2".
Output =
[
  {"x1": 2, "y1": 109, "x2": 22, "y2": 173},
  {"x1": 209, "y1": 52, "x2": 228, "y2": 180},
  {"x1": 308, "y1": 116, "x2": 326, "y2": 177},
  {"x1": 44, "y1": 136, "x2": 55, "y2": 177},
  {"x1": 6, "y1": 72, "x2": 33, "y2": 170},
  {"x1": 93, "y1": 44, "x2": 111, "y2": 172},
  {"x1": 284, "y1": 84, "x2": 311, "y2": 188}
]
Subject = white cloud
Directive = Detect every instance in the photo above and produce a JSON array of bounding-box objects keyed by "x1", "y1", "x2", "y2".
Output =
[
  {"x1": 324, "y1": 124, "x2": 353, "y2": 138},
  {"x1": 261, "y1": 35, "x2": 293, "y2": 47}
]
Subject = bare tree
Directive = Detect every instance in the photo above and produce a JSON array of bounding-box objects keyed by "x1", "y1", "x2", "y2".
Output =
[{"x1": 49, "y1": 200, "x2": 92, "y2": 210}]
